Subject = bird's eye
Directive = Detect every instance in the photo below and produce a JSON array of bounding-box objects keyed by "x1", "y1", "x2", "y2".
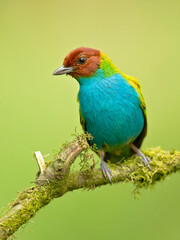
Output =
[{"x1": 77, "y1": 57, "x2": 87, "y2": 65}]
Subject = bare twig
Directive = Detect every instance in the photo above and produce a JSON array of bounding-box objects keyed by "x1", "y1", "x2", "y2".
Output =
[{"x1": 34, "y1": 151, "x2": 46, "y2": 174}]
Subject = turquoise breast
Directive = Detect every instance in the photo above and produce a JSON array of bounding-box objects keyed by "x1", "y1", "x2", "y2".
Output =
[{"x1": 78, "y1": 71, "x2": 144, "y2": 150}]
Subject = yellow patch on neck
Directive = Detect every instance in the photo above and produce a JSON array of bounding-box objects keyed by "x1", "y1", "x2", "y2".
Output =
[
  {"x1": 100, "y1": 52, "x2": 120, "y2": 77},
  {"x1": 100, "y1": 52, "x2": 141, "y2": 92}
]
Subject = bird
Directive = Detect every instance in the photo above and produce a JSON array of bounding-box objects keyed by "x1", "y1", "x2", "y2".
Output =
[{"x1": 53, "y1": 47, "x2": 150, "y2": 181}]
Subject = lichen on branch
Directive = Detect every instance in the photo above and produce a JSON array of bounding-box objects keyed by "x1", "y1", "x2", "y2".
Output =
[{"x1": 0, "y1": 134, "x2": 180, "y2": 240}]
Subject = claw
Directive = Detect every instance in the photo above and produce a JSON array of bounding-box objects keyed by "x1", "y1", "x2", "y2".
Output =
[
  {"x1": 130, "y1": 143, "x2": 151, "y2": 170},
  {"x1": 99, "y1": 149, "x2": 112, "y2": 182},
  {"x1": 100, "y1": 156, "x2": 112, "y2": 182}
]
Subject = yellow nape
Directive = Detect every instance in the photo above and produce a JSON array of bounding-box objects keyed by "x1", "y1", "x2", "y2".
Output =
[
  {"x1": 100, "y1": 52, "x2": 120, "y2": 77},
  {"x1": 100, "y1": 51, "x2": 141, "y2": 91}
]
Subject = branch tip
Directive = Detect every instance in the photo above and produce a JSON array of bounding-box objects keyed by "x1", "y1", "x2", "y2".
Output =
[{"x1": 34, "y1": 151, "x2": 46, "y2": 174}]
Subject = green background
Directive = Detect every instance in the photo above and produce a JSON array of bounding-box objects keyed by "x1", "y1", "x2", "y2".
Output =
[{"x1": 1, "y1": 0, "x2": 180, "y2": 239}]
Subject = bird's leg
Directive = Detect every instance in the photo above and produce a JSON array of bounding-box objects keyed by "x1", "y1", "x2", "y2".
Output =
[
  {"x1": 99, "y1": 149, "x2": 112, "y2": 182},
  {"x1": 130, "y1": 143, "x2": 151, "y2": 168}
]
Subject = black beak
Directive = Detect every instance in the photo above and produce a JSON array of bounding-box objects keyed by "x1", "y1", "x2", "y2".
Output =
[{"x1": 53, "y1": 65, "x2": 74, "y2": 75}]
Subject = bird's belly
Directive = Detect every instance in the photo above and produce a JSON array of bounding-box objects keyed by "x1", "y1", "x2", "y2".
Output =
[
  {"x1": 84, "y1": 104, "x2": 144, "y2": 149},
  {"x1": 78, "y1": 76, "x2": 145, "y2": 150}
]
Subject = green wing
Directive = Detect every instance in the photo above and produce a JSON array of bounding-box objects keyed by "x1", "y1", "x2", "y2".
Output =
[
  {"x1": 79, "y1": 105, "x2": 86, "y2": 132},
  {"x1": 123, "y1": 73, "x2": 147, "y2": 148},
  {"x1": 77, "y1": 94, "x2": 94, "y2": 147},
  {"x1": 79, "y1": 103, "x2": 94, "y2": 147},
  {"x1": 77, "y1": 93, "x2": 86, "y2": 131}
]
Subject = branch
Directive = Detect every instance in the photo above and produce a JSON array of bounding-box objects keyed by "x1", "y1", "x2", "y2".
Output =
[{"x1": 0, "y1": 134, "x2": 180, "y2": 240}]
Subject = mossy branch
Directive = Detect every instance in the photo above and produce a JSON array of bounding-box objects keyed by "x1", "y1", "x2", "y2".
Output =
[{"x1": 0, "y1": 134, "x2": 180, "y2": 240}]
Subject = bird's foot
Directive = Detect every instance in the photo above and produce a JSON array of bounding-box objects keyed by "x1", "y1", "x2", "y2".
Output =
[
  {"x1": 100, "y1": 159, "x2": 112, "y2": 182},
  {"x1": 99, "y1": 149, "x2": 112, "y2": 182},
  {"x1": 130, "y1": 143, "x2": 151, "y2": 170}
]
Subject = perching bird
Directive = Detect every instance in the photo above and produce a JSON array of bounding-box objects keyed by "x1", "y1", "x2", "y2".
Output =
[{"x1": 53, "y1": 47, "x2": 150, "y2": 181}]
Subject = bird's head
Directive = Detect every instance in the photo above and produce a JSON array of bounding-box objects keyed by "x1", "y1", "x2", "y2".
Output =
[{"x1": 53, "y1": 47, "x2": 119, "y2": 80}]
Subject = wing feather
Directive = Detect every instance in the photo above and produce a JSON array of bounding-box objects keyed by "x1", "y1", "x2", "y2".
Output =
[{"x1": 121, "y1": 73, "x2": 147, "y2": 148}]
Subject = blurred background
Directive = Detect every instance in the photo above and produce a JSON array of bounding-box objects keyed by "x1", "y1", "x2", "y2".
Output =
[{"x1": 0, "y1": 0, "x2": 180, "y2": 239}]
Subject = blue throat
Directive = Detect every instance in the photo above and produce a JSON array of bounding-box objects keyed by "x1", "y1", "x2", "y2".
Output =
[
  {"x1": 78, "y1": 69, "x2": 144, "y2": 150},
  {"x1": 77, "y1": 68, "x2": 105, "y2": 86}
]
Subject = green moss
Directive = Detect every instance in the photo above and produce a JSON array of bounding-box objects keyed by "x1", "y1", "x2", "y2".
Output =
[
  {"x1": 120, "y1": 147, "x2": 180, "y2": 197},
  {"x1": 1, "y1": 134, "x2": 180, "y2": 239}
]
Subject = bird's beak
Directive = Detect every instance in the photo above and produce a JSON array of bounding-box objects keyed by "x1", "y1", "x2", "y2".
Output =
[{"x1": 53, "y1": 65, "x2": 74, "y2": 75}]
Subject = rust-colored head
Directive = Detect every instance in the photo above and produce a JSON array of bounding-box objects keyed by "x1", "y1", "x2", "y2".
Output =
[{"x1": 53, "y1": 47, "x2": 101, "y2": 79}]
